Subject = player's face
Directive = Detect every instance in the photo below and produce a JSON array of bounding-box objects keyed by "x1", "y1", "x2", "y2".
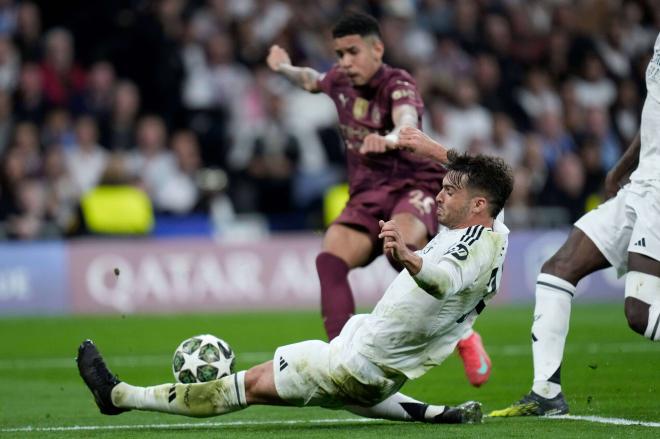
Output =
[
  {"x1": 436, "y1": 172, "x2": 473, "y2": 228},
  {"x1": 333, "y1": 34, "x2": 384, "y2": 86}
]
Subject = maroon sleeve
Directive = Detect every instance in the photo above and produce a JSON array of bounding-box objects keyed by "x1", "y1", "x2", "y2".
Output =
[
  {"x1": 317, "y1": 64, "x2": 341, "y2": 96},
  {"x1": 386, "y1": 71, "x2": 423, "y2": 114}
]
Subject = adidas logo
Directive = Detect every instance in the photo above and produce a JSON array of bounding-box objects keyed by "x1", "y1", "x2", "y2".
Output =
[
  {"x1": 168, "y1": 385, "x2": 176, "y2": 403},
  {"x1": 279, "y1": 356, "x2": 288, "y2": 371},
  {"x1": 634, "y1": 238, "x2": 647, "y2": 247}
]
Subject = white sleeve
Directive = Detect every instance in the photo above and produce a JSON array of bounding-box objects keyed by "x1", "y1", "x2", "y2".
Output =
[{"x1": 412, "y1": 240, "x2": 491, "y2": 299}]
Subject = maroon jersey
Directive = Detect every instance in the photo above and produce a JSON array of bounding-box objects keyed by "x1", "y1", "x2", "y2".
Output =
[{"x1": 318, "y1": 64, "x2": 445, "y2": 195}]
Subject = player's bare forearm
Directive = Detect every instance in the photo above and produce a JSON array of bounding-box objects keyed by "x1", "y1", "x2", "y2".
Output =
[
  {"x1": 397, "y1": 126, "x2": 449, "y2": 163},
  {"x1": 277, "y1": 64, "x2": 321, "y2": 92},
  {"x1": 605, "y1": 132, "x2": 640, "y2": 198},
  {"x1": 267, "y1": 44, "x2": 321, "y2": 92},
  {"x1": 382, "y1": 105, "x2": 418, "y2": 148},
  {"x1": 362, "y1": 106, "x2": 420, "y2": 154},
  {"x1": 379, "y1": 219, "x2": 422, "y2": 275}
]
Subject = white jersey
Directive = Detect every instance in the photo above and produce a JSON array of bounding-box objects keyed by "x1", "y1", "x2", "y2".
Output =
[
  {"x1": 349, "y1": 220, "x2": 509, "y2": 379},
  {"x1": 630, "y1": 32, "x2": 660, "y2": 182}
]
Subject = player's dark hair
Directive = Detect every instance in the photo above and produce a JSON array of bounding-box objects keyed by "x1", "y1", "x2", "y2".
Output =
[
  {"x1": 332, "y1": 12, "x2": 381, "y2": 39},
  {"x1": 445, "y1": 150, "x2": 514, "y2": 218}
]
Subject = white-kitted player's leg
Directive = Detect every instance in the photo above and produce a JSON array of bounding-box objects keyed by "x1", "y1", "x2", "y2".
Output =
[
  {"x1": 625, "y1": 184, "x2": 660, "y2": 340},
  {"x1": 625, "y1": 271, "x2": 660, "y2": 340},
  {"x1": 528, "y1": 189, "x2": 633, "y2": 400}
]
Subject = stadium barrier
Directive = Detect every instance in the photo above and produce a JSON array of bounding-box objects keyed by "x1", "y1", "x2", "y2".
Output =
[{"x1": 0, "y1": 230, "x2": 624, "y2": 315}]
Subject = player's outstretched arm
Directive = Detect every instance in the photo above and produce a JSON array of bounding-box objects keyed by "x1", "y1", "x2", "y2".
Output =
[
  {"x1": 267, "y1": 45, "x2": 321, "y2": 92},
  {"x1": 604, "y1": 131, "x2": 640, "y2": 199},
  {"x1": 379, "y1": 219, "x2": 422, "y2": 274},
  {"x1": 359, "y1": 104, "x2": 419, "y2": 154},
  {"x1": 397, "y1": 126, "x2": 449, "y2": 164}
]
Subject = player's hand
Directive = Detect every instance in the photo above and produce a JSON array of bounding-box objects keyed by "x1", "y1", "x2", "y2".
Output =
[
  {"x1": 267, "y1": 45, "x2": 291, "y2": 72},
  {"x1": 398, "y1": 126, "x2": 435, "y2": 153},
  {"x1": 360, "y1": 134, "x2": 392, "y2": 154},
  {"x1": 379, "y1": 219, "x2": 411, "y2": 263}
]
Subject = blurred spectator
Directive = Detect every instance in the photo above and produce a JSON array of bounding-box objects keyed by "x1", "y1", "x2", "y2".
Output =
[
  {"x1": 65, "y1": 115, "x2": 108, "y2": 197},
  {"x1": 104, "y1": 80, "x2": 140, "y2": 151},
  {"x1": 573, "y1": 52, "x2": 617, "y2": 108},
  {"x1": 13, "y1": 61, "x2": 46, "y2": 123},
  {"x1": 40, "y1": 28, "x2": 86, "y2": 110},
  {"x1": 516, "y1": 66, "x2": 562, "y2": 122},
  {"x1": 228, "y1": 85, "x2": 300, "y2": 214},
  {"x1": 0, "y1": 35, "x2": 18, "y2": 92},
  {"x1": 582, "y1": 106, "x2": 621, "y2": 170},
  {"x1": 539, "y1": 152, "x2": 587, "y2": 223},
  {"x1": 611, "y1": 78, "x2": 641, "y2": 146},
  {"x1": 126, "y1": 115, "x2": 180, "y2": 212},
  {"x1": 535, "y1": 110, "x2": 576, "y2": 169},
  {"x1": 155, "y1": 129, "x2": 202, "y2": 215},
  {"x1": 0, "y1": 0, "x2": 17, "y2": 36},
  {"x1": 481, "y1": 113, "x2": 524, "y2": 168},
  {"x1": 0, "y1": 88, "x2": 12, "y2": 153},
  {"x1": 82, "y1": 61, "x2": 116, "y2": 123},
  {"x1": 42, "y1": 145, "x2": 77, "y2": 232},
  {"x1": 13, "y1": 1, "x2": 41, "y2": 61},
  {"x1": 445, "y1": 77, "x2": 492, "y2": 153},
  {"x1": 11, "y1": 120, "x2": 40, "y2": 174},
  {"x1": 41, "y1": 107, "x2": 75, "y2": 148}
]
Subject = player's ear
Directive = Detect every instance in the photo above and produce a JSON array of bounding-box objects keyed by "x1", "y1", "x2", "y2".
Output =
[
  {"x1": 472, "y1": 196, "x2": 488, "y2": 214},
  {"x1": 371, "y1": 37, "x2": 384, "y2": 60}
]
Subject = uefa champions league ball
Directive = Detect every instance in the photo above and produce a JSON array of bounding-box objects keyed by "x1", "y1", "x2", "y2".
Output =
[{"x1": 172, "y1": 334, "x2": 236, "y2": 383}]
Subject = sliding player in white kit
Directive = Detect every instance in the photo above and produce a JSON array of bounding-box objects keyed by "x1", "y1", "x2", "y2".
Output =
[
  {"x1": 77, "y1": 152, "x2": 513, "y2": 425},
  {"x1": 491, "y1": 32, "x2": 660, "y2": 417}
]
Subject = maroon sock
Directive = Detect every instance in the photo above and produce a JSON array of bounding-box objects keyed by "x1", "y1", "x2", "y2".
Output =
[
  {"x1": 385, "y1": 244, "x2": 419, "y2": 272},
  {"x1": 316, "y1": 252, "x2": 354, "y2": 340}
]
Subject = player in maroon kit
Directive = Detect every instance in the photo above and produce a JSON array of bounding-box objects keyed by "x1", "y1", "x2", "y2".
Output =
[{"x1": 267, "y1": 12, "x2": 490, "y2": 387}]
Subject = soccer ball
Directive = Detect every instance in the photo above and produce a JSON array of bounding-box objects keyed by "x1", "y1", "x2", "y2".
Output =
[{"x1": 172, "y1": 334, "x2": 236, "y2": 383}]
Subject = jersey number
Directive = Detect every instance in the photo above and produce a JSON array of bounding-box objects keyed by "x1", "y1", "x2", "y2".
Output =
[{"x1": 409, "y1": 190, "x2": 435, "y2": 215}]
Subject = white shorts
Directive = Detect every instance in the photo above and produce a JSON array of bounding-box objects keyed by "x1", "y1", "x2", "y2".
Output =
[
  {"x1": 575, "y1": 180, "x2": 660, "y2": 277},
  {"x1": 273, "y1": 316, "x2": 406, "y2": 408}
]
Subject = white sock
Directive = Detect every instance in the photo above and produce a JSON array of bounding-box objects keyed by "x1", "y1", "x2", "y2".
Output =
[
  {"x1": 645, "y1": 303, "x2": 660, "y2": 341},
  {"x1": 460, "y1": 327, "x2": 475, "y2": 341},
  {"x1": 112, "y1": 371, "x2": 247, "y2": 418},
  {"x1": 345, "y1": 392, "x2": 445, "y2": 422},
  {"x1": 531, "y1": 273, "x2": 575, "y2": 399}
]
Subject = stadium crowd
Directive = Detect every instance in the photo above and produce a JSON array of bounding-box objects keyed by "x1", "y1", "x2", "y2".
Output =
[{"x1": 0, "y1": 0, "x2": 658, "y2": 239}]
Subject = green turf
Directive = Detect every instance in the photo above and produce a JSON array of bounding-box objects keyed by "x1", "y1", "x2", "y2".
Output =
[{"x1": 0, "y1": 304, "x2": 658, "y2": 438}]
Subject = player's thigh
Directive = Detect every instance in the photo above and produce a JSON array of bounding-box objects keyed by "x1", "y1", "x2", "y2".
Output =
[
  {"x1": 391, "y1": 188, "x2": 438, "y2": 244},
  {"x1": 624, "y1": 188, "x2": 660, "y2": 323},
  {"x1": 272, "y1": 340, "x2": 341, "y2": 408},
  {"x1": 322, "y1": 224, "x2": 374, "y2": 268},
  {"x1": 542, "y1": 227, "x2": 610, "y2": 284},
  {"x1": 626, "y1": 183, "x2": 660, "y2": 276},
  {"x1": 564, "y1": 188, "x2": 636, "y2": 282}
]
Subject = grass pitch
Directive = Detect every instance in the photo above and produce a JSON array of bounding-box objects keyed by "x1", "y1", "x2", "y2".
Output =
[{"x1": 0, "y1": 304, "x2": 658, "y2": 438}]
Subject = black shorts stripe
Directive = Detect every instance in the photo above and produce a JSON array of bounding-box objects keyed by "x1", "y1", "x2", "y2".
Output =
[
  {"x1": 536, "y1": 281, "x2": 574, "y2": 297},
  {"x1": 651, "y1": 314, "x2": 660, "y2": 340},
  {"x1": 234, "y1": 373, "x2": 244, "y2": 407}
]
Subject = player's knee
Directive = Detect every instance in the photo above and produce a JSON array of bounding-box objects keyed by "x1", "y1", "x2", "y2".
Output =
[
  {"x1": 624, "y1": 271, "x2": 660, "y2": 339},
  {"x1": 541, "y1": 255, "x2": 571, "y2": 279},
  {"x1": 624, "y1": 297, "x2": 648, "y2": 335},
  {"x1": 541, "y1": 254, "x2": 580, "y2": 284}
]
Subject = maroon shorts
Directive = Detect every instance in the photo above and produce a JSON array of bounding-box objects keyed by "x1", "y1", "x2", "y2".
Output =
[{"x1": 334, "y1": 184, "x2": 439, "y2": 256}]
